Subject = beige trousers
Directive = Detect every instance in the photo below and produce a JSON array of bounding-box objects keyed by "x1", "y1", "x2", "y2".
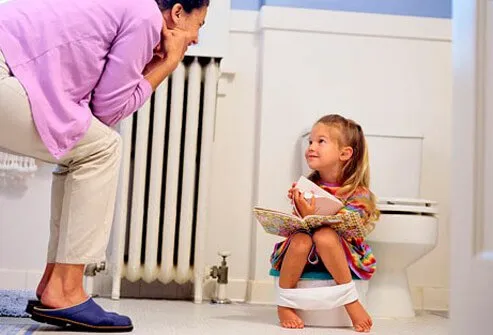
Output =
[{"x1": 0, "y1": 51, "x2": 121, "y2": 264}]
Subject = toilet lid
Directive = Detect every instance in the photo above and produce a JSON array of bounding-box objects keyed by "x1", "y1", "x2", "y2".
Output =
[{"x1": 377, "y1": 197, "x2": 438, "y2": 215}]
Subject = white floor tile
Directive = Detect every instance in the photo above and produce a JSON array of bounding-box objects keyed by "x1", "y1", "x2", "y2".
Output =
[{"x1": 0, "y1": 298, "x2": 449, "y2": 335}]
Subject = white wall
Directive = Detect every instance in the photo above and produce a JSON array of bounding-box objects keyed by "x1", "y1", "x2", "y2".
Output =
[
  {"x1": 203, "y1": 10, "x2": 260, "y2": 299},
  {"x1": 0, "y1": 163, "x2": 52, "y2": 289},
  {"x1": 0, "y1": 7, "x2": 451, "y2": 312},
  {"x1": 207, "y1": 7, "x2": 452, "y2": 310}
]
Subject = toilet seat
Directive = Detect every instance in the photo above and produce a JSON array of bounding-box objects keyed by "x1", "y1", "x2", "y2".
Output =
[{"x1": 377, "y1": 197, "x2": 438, "y2": 215}]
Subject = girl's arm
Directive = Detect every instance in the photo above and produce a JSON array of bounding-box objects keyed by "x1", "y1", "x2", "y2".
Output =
[{"x1": 320, "y1": 188, "x2": 376, "y2": 238}]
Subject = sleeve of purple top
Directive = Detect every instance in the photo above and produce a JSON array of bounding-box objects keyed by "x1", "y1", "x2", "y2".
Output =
[{"x1": 90, "y1": 11, "x2": 161, "y2": 126}]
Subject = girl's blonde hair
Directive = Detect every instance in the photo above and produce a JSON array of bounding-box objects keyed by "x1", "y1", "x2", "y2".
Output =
[{"x1": 308, "y1": 114, "x2": 379, "y2": 222}]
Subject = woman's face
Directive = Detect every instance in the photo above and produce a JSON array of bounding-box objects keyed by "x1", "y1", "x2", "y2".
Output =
[{"x1": 167, "y1": 4, "x2": 208, "y2": 46}]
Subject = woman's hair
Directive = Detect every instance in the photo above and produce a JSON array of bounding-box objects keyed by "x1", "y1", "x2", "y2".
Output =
[
  {"x1": 155, "y1": 0, "x2": 210, "y2": 13},
  {"x1": 308, "y1": 114, "x2": 379, "y2": 221}
]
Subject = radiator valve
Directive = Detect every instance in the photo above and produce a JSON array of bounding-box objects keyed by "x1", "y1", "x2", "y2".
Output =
[
  {"x1": 84, "y1": 261, "x2": 106, "y2": 277},
  {"x1": 210, "y1": 251, "x2": 231, "y2": 304}
]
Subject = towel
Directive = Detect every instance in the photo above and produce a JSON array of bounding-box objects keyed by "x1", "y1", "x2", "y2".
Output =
[
  {"x1": 0, "y1": 151, "x2": 37, "y2": 178},
  {"x1": 0, "y1": 289, "x2": 36, "y2": 318}
]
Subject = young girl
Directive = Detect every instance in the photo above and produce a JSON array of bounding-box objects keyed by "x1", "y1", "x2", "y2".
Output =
[{"x1": 272, "y1": 114, "x2": 379, "y2": 332}]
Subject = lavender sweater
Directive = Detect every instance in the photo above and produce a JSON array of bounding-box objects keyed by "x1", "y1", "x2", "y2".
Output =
[{"x1": 0, "y1": 0, "x2": 162, "y2": 158}]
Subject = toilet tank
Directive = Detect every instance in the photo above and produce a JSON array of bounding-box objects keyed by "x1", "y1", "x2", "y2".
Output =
[{"x1": 300, "y1": 132, "x2": 423, "y2": 199}]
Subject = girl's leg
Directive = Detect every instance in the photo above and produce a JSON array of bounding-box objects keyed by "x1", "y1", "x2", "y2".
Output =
[
  {"x1": 278, "y1": 233, "x2": 313, "y2": 329},
  {"x1": 312, "y1": 227, "x2": 372, "y2": 333}
]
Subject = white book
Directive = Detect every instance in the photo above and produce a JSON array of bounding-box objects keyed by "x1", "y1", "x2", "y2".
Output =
[{"x1": 293, "y1": 176, "x2": 344, "y2": 216}]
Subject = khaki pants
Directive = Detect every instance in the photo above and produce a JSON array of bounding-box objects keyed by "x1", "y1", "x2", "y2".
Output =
[{"x1": 0, "y1": 51, "x2": 121, "y2": 264}]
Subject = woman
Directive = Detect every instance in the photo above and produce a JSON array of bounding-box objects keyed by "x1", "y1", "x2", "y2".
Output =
[{"x1": 0, "y1": 0, "x2": 208, "y2": 332}]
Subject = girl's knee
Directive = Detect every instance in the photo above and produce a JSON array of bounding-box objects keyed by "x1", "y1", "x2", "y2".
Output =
[
  {"x1": 312, "y1": 227, "x2": 340, "y2": 248},
  {"x1": 289, "y1": 233, "x2": 313, "y2": 253}
]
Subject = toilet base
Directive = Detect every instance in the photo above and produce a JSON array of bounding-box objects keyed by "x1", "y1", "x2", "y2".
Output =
[{"x1": 366, "y1": 269, "x2": 415, "y2": 318}]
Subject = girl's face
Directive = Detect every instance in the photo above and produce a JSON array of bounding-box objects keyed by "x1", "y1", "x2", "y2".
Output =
[{"x1": 305, "y1": 123, "x2": 353, "y2": 174}]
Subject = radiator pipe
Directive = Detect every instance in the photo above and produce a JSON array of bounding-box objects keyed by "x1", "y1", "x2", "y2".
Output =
[{"x1": 210, "y1": 251, "x2": 231, "y2": 304}]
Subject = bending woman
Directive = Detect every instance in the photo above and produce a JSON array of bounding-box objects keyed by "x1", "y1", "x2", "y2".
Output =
[{"x1": 0, "y1": 0, "x2": 208, "y2": 331}]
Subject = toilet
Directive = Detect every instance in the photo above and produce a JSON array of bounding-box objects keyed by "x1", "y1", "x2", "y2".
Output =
[
  {"x1": 364, "y1": 134, "x2": 439, "y2": 318},
  {"x1": 295, "y1": 132, "x2": 439, "y2": 321}
]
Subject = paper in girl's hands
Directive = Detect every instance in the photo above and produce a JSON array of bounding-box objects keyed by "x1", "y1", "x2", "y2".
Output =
[{"x1": 293, "y1": 176, "x2": 344, "y2": 216}]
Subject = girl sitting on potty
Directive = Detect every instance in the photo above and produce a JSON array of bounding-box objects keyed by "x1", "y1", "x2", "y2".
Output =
[{"x1": 271, "y1": 114, "x2": 379, "y2": 332}]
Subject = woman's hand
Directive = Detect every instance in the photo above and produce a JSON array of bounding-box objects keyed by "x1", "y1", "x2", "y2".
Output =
[
  {"x1": 161, "y1": 24, "x2": 191, "y2": 66},
  {"x1": 293, "y1": 189, "x2": 316, "y2": 218},
  {"x1": 143, "y1": 20, "x2": 194, "y2": 90},
  {"x1": 143, "y1": 54, "x2": 167, "y2": 76}
]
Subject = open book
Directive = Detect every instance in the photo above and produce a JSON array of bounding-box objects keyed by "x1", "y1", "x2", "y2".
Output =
[
  {"x1": 253, "y1": 207, "x2": 370, "y2": 239},
  {"x1": 253, "y1": 207, "x2": 340, "y2": 237},
  {"x1": 292, "y1": 176, "x2": 344, "y2": 216}
]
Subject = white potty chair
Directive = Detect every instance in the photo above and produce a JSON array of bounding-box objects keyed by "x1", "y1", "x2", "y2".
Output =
[{"x1": 271, "y1": 269, "x2": 368, "y2": 327}]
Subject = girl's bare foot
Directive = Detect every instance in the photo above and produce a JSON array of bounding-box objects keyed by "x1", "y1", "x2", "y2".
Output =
[
  {"x1": 277, "y1": 306, "x2": 305, "y2": 329},
  {"x1": 345, "y1": 300, "x2": 372, "y2": 332}
]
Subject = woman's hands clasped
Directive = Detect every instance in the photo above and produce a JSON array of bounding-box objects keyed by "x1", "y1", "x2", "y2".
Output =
[{"x1": 144, "y1": 21, "x2": 194, "y2": 76}]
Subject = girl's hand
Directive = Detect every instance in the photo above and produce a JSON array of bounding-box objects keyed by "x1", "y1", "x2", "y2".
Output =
[
  {"x1": 293, "y1": 189, "x2": 316, "y2": 218},
  {"x1": 287, "y1": 182, "x2": 297, "y2": 200}
]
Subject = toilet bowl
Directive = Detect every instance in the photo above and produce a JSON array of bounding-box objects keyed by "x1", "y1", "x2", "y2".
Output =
[{"x1": 365, "y1": 198, "x2": 439, "y2": 318}]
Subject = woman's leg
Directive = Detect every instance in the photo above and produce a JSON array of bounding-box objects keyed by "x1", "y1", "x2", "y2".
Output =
[
  {"x1": 312, "y1": 227, "x2": 372, "y2": 333},
  {"x1": 36, "y1": 166, "x2": 66, "y2": 299},
  {"x1": 40, "y1": 120, "x2": 121, "y2": 308},
  {"x1": 277, "y1": 233, "x2": 313, "y2": 329},
  {"x1": 0, "y1": 54, "x2": 120, "y2": 309}
]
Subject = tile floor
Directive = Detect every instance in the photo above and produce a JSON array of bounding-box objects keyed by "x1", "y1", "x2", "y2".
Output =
[{"x1": 0, "y1": 299, "x2": 449, "y2": 335}]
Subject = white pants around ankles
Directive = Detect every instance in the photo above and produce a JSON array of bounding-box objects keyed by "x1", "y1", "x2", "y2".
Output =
[{"x1": 0, "y1": 51, "x2": 121, "y2": 264}]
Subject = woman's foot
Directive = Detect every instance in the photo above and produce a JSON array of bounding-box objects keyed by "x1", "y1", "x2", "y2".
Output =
[
  {"x1": 40, "y1": 283, "x2": 88, "y2": 309},
  {"x1": 345, "y1": 300, "x2": 372, "y2": 332},
  {"x1": 36, "y1": 263, "x2": 56, "y2": 299},
  {"x1": 277, "y1": 306, "x2": 304, "y2": 329},
  {"x1": 40, "y1": 264, "x2": 88, "y2": 309}
]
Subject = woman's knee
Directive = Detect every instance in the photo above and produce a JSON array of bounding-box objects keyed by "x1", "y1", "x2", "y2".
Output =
[
  {"x1": 288, "y1": 233, "x2": 313, "y2": 254},
  {"x1": 312, "y1": 227, "x2": 340, "y2": 248}
]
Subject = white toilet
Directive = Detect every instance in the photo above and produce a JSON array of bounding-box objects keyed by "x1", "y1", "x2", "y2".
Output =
[
  {"x1": 299, "y1": 132, "x2": 439, "y2": 319},
  {"x1": 364, "y1": 134, "x2": 439, "y2": 318}
]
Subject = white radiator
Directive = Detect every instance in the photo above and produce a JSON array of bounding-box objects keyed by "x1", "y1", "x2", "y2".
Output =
[{"x1": 110, "y1": 58, "x2": 219, "y2": 303}]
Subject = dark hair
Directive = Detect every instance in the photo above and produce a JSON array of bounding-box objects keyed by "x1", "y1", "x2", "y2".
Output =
[{"x1": 155, "y1": 0, "x2": 210, "y2": 13}]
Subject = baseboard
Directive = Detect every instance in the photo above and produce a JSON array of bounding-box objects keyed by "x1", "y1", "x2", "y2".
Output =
[
  {"x1": 247, "y1": 279, "x2": 450, "y2": 311},
  {"x1": 246, "y1": 280, "x2": 276, "y2": 305},
  {"x1": 91, "y1": 275, "x2": 251, "y2": 303},
  {"x1": 90, "y1": 274, "x2": 449, "y2": 311},
  {"x1": 0, "y1": 269, "x2": 42, "y2": 290},
  {"x1": 202, "y1": 279, "x2": 250, "y2": 302}
]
